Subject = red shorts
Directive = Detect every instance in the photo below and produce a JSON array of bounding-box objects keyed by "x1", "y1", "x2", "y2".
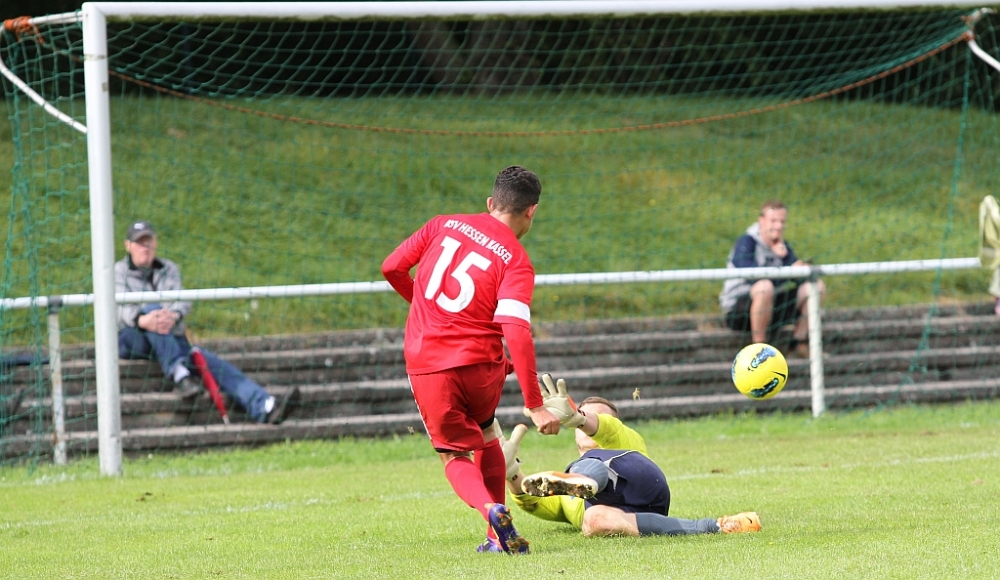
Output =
[{"x1": 408, "y1": 358, "x2": 512, "y2": 453}]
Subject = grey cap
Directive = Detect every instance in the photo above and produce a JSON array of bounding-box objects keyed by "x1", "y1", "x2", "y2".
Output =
[{"x1": 126, "y1": 220, "x2": 156, "y2": 242}]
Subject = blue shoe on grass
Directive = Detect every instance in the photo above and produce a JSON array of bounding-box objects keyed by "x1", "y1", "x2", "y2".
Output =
[
  {"x1": 476, "y1": 537, "x2": 503, "y2": 553},
  {"x1": 487, "y1": 504, "x2": 530, "y2": 554}
]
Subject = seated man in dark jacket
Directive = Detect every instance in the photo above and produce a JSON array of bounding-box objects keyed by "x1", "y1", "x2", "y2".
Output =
[{"x1": 719, "y1": 200, "x2": 825, "y2": 357}]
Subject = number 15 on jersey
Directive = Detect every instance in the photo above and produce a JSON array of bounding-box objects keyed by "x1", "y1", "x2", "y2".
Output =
[{"x1": 423, "y1": 236, "x2": 491, "y2": 313}]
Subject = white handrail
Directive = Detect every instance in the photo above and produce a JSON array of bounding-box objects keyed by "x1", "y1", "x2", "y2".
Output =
[{"x1": 0, "y1": 257, "x2": 981, "y2": 310}]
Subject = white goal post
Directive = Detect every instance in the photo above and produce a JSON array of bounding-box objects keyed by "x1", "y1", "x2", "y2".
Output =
[{"x1": 9, "y1": 0, "x2": 989, "y2": 475}]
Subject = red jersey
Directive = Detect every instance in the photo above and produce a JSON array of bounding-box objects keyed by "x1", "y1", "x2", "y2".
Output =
[{"x1": 382, "y1": 212, "x2": 543, "y2": 409}]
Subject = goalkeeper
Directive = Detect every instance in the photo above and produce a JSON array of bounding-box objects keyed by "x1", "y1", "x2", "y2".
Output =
[{"x1": 494, "y1": 375, "x2": 761, "y2": 539}]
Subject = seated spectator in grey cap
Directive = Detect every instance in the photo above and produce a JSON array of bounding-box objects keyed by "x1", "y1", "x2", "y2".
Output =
[{"x1": 115, "y1": 220, "x2": 299, "y2": 424}]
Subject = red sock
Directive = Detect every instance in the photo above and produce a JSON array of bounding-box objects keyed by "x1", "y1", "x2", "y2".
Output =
[
  {"x1": 444, "y1": 456, "x2": 494, "y2": 520},
  {"x1": 476, "y1": 439, "x2": 506, "y2": 505},
  {"x1": 476, "y1": 439, "x2": 507, "y2": 540}
]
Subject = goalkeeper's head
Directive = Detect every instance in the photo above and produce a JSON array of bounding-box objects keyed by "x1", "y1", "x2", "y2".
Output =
[
  {"x1": 488, "y1": 165, "x2": 541, "y2": 239},
  {"x1": 575, "y1": 396, "x2": 619, "y2": 455}
]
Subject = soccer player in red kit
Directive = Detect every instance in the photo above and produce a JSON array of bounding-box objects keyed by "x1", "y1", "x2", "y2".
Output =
[{"x1": 382, "y1": 166, "x2": 561, "y2": 555}]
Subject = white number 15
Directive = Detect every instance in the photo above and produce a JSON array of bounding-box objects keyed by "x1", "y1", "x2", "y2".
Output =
[{"x1": 424, "y1": 236, "x2": 491, "y2": 313}]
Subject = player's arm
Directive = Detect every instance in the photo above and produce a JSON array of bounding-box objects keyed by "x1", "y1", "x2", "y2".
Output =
[
  {"x1": 502, "y1": 323, "x2": 559, "y2": 433},
  {"x1": 381, "y1": 222, "x2": 433, "y2": 303},
  {"x1": 535, "y1": 375, "x2": 648, "y2": 455},
  {"x1": 591, "y1": 413, "x2": 649, "y2": 457},
  {"x1": 495, "y1": 255, "x2": 559, "y2": 433}
]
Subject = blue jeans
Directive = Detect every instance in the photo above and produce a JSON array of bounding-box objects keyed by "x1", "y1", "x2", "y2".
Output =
[{"x1": 118, "y1": 326, "x2": 271, "y2": 422}]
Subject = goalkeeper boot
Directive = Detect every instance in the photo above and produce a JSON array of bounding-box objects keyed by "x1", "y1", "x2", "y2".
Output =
[
  {"x1": 522, "y1": 471, "x2": 598, "y2": 499},
  {"x1": 717, "y1": 512, "x2": 762, "y2": 533},
  {"x1": 487, "y1": 504, "x2": 530, "y2": 555}
]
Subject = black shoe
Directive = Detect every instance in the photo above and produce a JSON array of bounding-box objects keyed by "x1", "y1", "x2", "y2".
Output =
[
  {"x1": 4, "y1": 387, "x2": 26, "y2": 417},
  {"x1": 266, "y1": 386, "x2": 300, "y2": 425},
  {"x1": 173, "y1": 377, "x2": 201, "y2": 402}
]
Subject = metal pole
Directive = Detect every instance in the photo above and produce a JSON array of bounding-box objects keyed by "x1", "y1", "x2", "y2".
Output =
[
  {"x1": 47, "y1": 298, "x2": 67, "y2": 465},
  {"x1": 86, "y1": 1, "x2": 998, "y2": 21},
  {"x1": 82, "y1": 3, "x2": 122, "y2": 476},
  {"x1": 807, "y1": 273, "x2": 825, "y2": 417}
]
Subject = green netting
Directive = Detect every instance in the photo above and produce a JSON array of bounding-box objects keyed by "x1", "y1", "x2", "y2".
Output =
[{"x1": 3, "y1": 6, "x2": 1000, "y2": 466}]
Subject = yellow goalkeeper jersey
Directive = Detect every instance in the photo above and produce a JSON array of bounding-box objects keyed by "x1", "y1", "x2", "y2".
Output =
[{"x1": 509, "y1": 413, "x2": 648, "y2": 529}]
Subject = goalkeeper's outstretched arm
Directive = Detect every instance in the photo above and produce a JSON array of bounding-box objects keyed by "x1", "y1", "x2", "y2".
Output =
[{"x1": 533, "y1": 373, "x2": 648, "y2": 455}]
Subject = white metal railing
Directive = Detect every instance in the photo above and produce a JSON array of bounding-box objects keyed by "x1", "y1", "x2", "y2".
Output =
[
  {"x1": 0, "y1": 256, "x2": 983, "y2": 466},
  {"x1": 0, "y1": 257, "x2": 980, "y2": 309}
]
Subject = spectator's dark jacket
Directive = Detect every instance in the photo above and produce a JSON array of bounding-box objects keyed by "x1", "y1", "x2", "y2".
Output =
[{"x1": 719, "y1": 222, "x2": 798, "y2": 313}]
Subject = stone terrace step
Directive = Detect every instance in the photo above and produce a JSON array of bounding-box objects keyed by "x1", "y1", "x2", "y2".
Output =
[
  {"x1": 7, "y1": 320, "x2": 1000, "y2": 389},
  {"x1": 5, "y1": 300, "x2": 1000, "y2": 454},
  {"x1": 9, "y1": 310, "x2": 1000, "y2": 394},
  {"x1": 35, "y1": 300, "x2": 998, "y2": 363},
  {"x1": 10, "y1": 345, "x2": 1000, "y2": 433}
]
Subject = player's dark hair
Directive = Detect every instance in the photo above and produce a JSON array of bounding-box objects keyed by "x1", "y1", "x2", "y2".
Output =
[
  {"x1": 579, "y1": 396, "x2": 619, "y2": 418},
  {"x1": 492, "y1": 165, "x2": 541, "y2": 214},
  {"x1": 760, "y1": 199, "x2": 787, "y2": 215}
]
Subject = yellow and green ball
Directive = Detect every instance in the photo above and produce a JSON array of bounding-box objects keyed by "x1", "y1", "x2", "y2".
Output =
[{"x1": 732, "y1": 343, "x2": 788, "y2": 400}]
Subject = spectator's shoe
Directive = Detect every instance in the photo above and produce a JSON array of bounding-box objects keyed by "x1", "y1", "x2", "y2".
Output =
[
  {"x1": 787, "y1": 339, "x2": 810, "y2": 359},
  {"x1": 3, "y1": 387, "x2": 26, "y2": 418},
  {"x1": 266, "y1": 386, "x2": 301, "y2": 425},
  {"x1": 487, "y1": 504, "x2": 530, "y2": 554},
  {"x1": 717, "y1": 512, "x2": 762, "y2": 533},
  {"x1": 476, "y1": 537, "x2": 504, "y2": 553},
  {"x1": 173, "y1": 377, "x2": 201, "y2": 402},
  {"x1": 522, "y1": 471, "x2": 598, "y2": 499}
]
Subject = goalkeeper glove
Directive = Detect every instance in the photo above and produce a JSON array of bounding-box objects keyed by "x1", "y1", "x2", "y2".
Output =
[
  {"x1": 537, "y1": 374, "x2": 586, "y2": 428},
  {"x1": 493, "y1": 420, "x2": 528, "y2": 483}
]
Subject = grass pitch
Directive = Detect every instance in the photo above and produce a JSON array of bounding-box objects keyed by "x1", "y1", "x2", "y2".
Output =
[
  {"x1": 2, "y1": 400, "x2": 998, "y2": 579},
  {"x1": 3, "y1": 94, "x2": 999, "y2": 342}
]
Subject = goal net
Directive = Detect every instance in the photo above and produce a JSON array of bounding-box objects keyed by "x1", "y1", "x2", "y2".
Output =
[{"x1": 3, "y1": 2, "x2": 1000, "y2": 467}]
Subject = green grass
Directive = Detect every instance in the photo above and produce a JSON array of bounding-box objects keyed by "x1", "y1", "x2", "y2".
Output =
[
  {"x1": 4, "y1": 91, "x2": 1000, "y2": 344},
  {"x1": 2, "y1": 401, "x2": 999, "y2": 579}
]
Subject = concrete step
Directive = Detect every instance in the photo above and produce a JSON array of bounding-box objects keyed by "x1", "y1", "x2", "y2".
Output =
[
  {"x1": 9, "y1": 310, "x2": 1000, "y2": 393},
  {"x1": 10, "y1": 344, "x2": 999, "y2": 433},
  {"x1": 5, "y1": 300, "x2": 1000, "y2": 455},
  {"x1": 31, "y1": 300, "x2": 998, "y2": 361}
]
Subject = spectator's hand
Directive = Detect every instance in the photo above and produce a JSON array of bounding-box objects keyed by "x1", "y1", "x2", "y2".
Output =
[
  {"x1": 771, "y1": 241, "x2": 789, "y2": 258},
  {"x1": 494, "y1": 421, "x2": 528, "y2": 483},
  {"x1": 525, "y1": 406, "x2": 561, "y2": 435},
  {"x1": 139, "y1": 309, "x2": 177, "y2": 335},
  {"x1": 538, "y1": 374, "x2": 586, "y2": 428}
]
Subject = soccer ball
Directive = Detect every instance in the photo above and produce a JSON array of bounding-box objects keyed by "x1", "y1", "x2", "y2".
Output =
[{"x1": 731, "y1": 343, "x2": 788, "y2": 400}]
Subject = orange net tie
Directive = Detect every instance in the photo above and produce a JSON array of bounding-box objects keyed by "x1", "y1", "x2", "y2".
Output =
[{"x1": 3, "y1": 16, "x2": 45, "y2": 45}]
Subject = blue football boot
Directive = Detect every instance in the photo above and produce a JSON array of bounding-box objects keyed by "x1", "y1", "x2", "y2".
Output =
[
  {"x1": 476, "y1": 537, "x2": 504, "y2": 553},
  {"x1": 487, "y1": 504, "x2": 530, "y2": 554}
]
